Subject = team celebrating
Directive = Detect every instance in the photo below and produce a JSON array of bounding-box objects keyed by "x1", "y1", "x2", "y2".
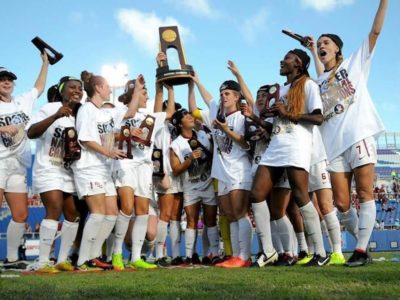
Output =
[{"x1": 0, "y1": 0, "x2": 388, "y2": 272}]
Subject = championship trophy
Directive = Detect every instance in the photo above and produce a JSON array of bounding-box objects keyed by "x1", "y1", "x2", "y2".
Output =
[
  {"x1": 118, "y1": 126, "x2": 133, "y2": 159},
  {"x1": 152, "y1": 148, "x2": 164, "y2": 177},
  {"x1": 64, "y1": 127, "x2": 81, "y2": 161},
  {"x1": 259, "y1": 84, "x2": 280, "y2": 119},
  {"x1": 282, "y1": 30, "x2": 311, "y2": 47},
  {"x1": 32, "y1": 36, "x2": 63, "y2": 65},
  {"x1": 188, "y1": 132, "x2": 211, "y2": 164},
  {"x1": 132, "y1": 115, "x2": 156, "y2": 147},
  {"x1": 216, "y1": 101, "x2": 226, "y2": 122},
  {"x1": 244, "y1": 117, "x2": 264, "y2": 142},
  {"x1": 156, "y1": 26, "x2": 194, "y2": 86}
]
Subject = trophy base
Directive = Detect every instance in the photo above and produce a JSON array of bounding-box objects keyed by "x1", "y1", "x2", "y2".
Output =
[{"x1": 156, "y1": 66, "x2": 194, "y2": 86}]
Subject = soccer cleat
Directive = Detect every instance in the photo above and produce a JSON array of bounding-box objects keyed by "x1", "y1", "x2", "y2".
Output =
[
  {"x1": 191, "y1": 253, "x2": 201, "y2": 264},
  {"x1": 128, "y1": 258, "x2": 157, "y2": 269},
  {"x1": 211, "y1": 256, "x2": 224, "y2": 265},
  {"x1": 346, "y1": 250, "x2": 372, "y2": 267},
  {"x1": 297, "y1": 253, "x2": 313, "y2": 265},
  {"x1": 303, "y1": 254, "x2": 330, "y2": 267},
  {"x1": 36, "y1": 264, "x2": 60, "y2": 273},
  {"x1": 89, "y1": 257, "x2": 113, "y2": 270},
  {"x1": 170, "y1": 256, "x2": 184, "y2": 266},
  {"x1": 273, "y1": 253, "x2": 296, "y2": 267},
  {"x1": 329, "y1": 252, "x2": 346, "y2": 265},
  {"x1": 251, "y1": 251, "x2": 278, "y2": 268},
  {"x1": 182, "y1": 257, "x2": 193, "y2": 266},
  {"x1": 112, "y1": 253, "x2": 125, "y2": 271},
  {"x1": 216, "y1": 256, "x2": 251, "y2": 268},
  {"x1": 3, "y1": 259, "x2": 28, "y2": 270},
  {"x1": 155, "y1": 257, "x2": 169, "y2": 267},
  {"x1": 77, "y1": 262, "x2": 103, "y2": 272},
  {"x1": 27, "y1": 261, "x2": 60, "y2": 273},
  {"x1": 55, "y1": 261, "x2": 75, "y2": 271},
  {"x1": 201, "y1": 256, "x2": 212, "y2": 265}
]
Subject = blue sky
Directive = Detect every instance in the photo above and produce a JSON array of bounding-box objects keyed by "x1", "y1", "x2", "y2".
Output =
[{"x1": 1, "y1": 0, "x2": 399, "y2": 131}]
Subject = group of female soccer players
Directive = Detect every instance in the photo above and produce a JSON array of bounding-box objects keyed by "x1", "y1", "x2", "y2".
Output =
[{"x1": 0, "y1": 0, "x2": 388, "y2": 272}]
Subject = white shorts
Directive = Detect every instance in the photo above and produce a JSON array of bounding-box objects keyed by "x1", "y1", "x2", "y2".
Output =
[
  {"x1": 274, "y1": 169, "x2": 290, "y2": 190},
  {"x1": 183, "y1": 184, "x2": 217, "y2": 207},
  {"x1": 155, "y1": 175, "x2": 182, "y2": 194},
  {"x1": 0, "y1": 156, "x2": 27, "y2": 193},
  {"x1": 309, "y1": 160, "x2": 331, "y2": 192},
  {"x1": 328, "y1": 137, "x2": 377, "y2": 173},
  {"x1": 73, "y1": 167, "x2": 116, "y2": 199},
  {"x1": 115, "y1": 163, "x2": 153, "y2": 199},
  {"x1": 217, "y1": 180, "x2": 252, "y2": 196},
  {"x1": 34, "y1": 171, "x2": 75, "y2": 195}
]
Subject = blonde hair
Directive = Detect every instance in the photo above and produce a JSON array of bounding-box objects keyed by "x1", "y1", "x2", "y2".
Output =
[{"x1": 286, "y1": 74, "x2": 309, "y2": 119}]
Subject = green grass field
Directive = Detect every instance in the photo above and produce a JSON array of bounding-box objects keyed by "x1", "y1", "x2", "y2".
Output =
[{"x1": 1, "y1": 253, "x2": 400, "y2": 299}]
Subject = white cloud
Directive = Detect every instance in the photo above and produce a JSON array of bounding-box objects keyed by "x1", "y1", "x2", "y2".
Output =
[
  {"x1": 101, "y1": 63, "x2": 129, "y2": 88},
  {"x1": 239, "y1": 8, "x2": 269, "y2": 43},
  {"x1": 116, "y1": 9, "x2": 190, "y2": 56},
  {"x1": 167, "y1": 0, "x2": 217, "y2": 18},
  {"x1": 301, "y1": 0, "x2": 354, "y2": 12}
]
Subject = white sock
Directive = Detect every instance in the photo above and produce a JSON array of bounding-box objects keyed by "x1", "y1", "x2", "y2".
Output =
[
  {"x1": 276, "y1": 216, "x2": 293, "y2": 256},
  {"x1": 291, "y1": 226, "x2": 298, "y2": 255},
  {"x1": 77, "y1": 213, "x2": 104, "y2": 266},
  {"x1": 90, "y1": 215, "x2": 117, "y2": 259},
  {"x1": 155, "y1": 220, "x2": 168, "y2": 259},
  {"x1": 271, "y1": 220, "x2": 283, "y2": 254},
  {"x1": 230, "y1": 221, "x2": 240, "y2": 257},
  {"x1": 337, "y1": 206, "x2": 359, "y2": 240},
  {"x1": 106, "y1": 233, "x2": 115, "y2": 261},
  {"x1": 321, "y1": 220, "x2": 332, "y2": 252},
  {"x1": 170, "y1": 220, "x2": 181, "y2": 258},
  {"x1": 252, "y1": 202, "x2": 275, "y2": 254},
  {"x1": 185, "y1": 228, "x2": 196, "y2": 258},
  {"x1": 131, "y1": 215, "x2": 149, "y2": 262},
  {"x1": 6, "y1": 220, "x2": 26, "y2": 262},
  {"x1": 295, "y1": 232, "x2": 308, "y2": 253},
  {"x1": 207, "y1": 226, "x2": 220, "y2": 257},
  {"x1": 39, "y1": 219, "x2": 59, "y2": 262},
  {"x1": 324, "y1": 211, "x2": 342, "y2": 253},
  {"x1": 238, "y1": 216, "x2": 252, "y2": 261},
  {"x1": 299, "y1": 202, "x2": 326, "y2": 257},
  {"x1": 356, "y1": 201, "x2": 376, "y2": 251},
  {"x1": 113, "y1": 211, "x2": 131, "y2": 254},
  {"x1": 58, "y1": 220, "x2": 79, "y2": 263},
  {"x1": 202, "y1": 226, "x2": 210, "y2": 257},
  {"x1": 306, "y1": 233, "x2": 315, "y2": 254}
]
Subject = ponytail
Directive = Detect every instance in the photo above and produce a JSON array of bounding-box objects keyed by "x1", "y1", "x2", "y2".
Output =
[{"x1": 286, "y1": 73, "x2": 309, "y2": 119}]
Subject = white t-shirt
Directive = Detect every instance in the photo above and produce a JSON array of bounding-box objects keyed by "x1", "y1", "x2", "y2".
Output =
[
  {"x1": 27, "y1": 102, "x2": 75, "y2": 177},
  {"x1": 72, "y1": 102, "x2": 125, "y2": 171},
  {"x1": 170, "y1": 130, "x2": 212, "y2": 193},
  {"x1": 260, "y1": 80, "x2": 323, "y2": 171},
  {"x1": 200, "y1": 100, "x2": 252, "y2": 184},
  {"x1": 311, "y1": 126, "x2": 328, "y2": 165},
  {"x1": 317, "y1": 37, "x2": 384, "y2": 161},
  {"x1": 114, "y1": 109, "x2": 166, "y2": 169},
  {"x1": 0, "y1": 88, "x2": 38, "y2": 166}
]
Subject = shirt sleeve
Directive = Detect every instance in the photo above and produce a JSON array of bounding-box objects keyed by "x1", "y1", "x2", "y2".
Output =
[
  {"x1": 76, "y1": 105, "x2": 98, "y2": 145},
  {"x1": 305, "y1": 80, "x2": 323, "y2": 114},
  {"x1": 15, "y1": 88, "x2": 39, "y2": 116}
]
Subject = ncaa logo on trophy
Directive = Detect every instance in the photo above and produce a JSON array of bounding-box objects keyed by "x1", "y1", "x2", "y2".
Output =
[{"x1": 156, "y1": 26, "x2": 194, "y2": 86}]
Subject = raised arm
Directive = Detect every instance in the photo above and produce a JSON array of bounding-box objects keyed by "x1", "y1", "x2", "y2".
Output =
[
  {"x1": 191, "y1": 72, "x2": 213, "y2": 107},
  {"x1": 227, "y1": 60, "x2": 254, "y2": 109},
  {"x1": 34, "y1": 52, "x2": 50, "y2": 97},
  {"x1": 303, "y1": 36, "x2": 324, "y2": 77},
  {"x1": 153, "y1": 81, "x2": 163, "y2": 113},
  {"x1": 188, "y1": 79, "x2": 197, "y2": 113},
  {"x1": 163, "y1": 83, "x2": 176, "y2": 120},
  {"x1": 123, "y1": 74, "x2": 145, "y2": 119},
  {"x1": 369, "y1": 0, "x2": 388, "y2": 53}
]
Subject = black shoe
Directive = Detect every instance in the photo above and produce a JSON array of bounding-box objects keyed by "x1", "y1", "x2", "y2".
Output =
[
  {"x1": 304, "y1": 254, "x2": 330, "y2": 267},
  {"x1": 251, "y1": 251, "x2": 279, "y2": 268},
  {"x1": 201, "y1": 256, "x2": 212, "y2": 265},
  {"x1": 298, "y1": 250, "x2": 308, "y2": 260},
  {"x1": 182, "y1": 257, "x2": 193, "y2": 265},
  {"x1": 171, "y1": 256, "x2": 184, "y2": 266},
  {"x1": 155, "y1": 257, "x2": 169, "y2": 267},
  {"x1": 210, "y1": 256, "x2": 224, "y2": 265},
  {"x1": 69, "y1": 253, "x2": 79, "y2": 267},
  {"x1": 191, "y1": 253, "x2": 201, "y2": 264},
  {"x1": 141, "y1": 255, "x2": 147, "y2": 262},
  {"x1": 346, "y1": 250, "x2": 372, "y2": 267},
  {"x1": 3, "y1": 259, "x2": 28, "y2": 270},
  {"x1": 274, "y1": 253, "x2": 295, "y2": 267}
]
